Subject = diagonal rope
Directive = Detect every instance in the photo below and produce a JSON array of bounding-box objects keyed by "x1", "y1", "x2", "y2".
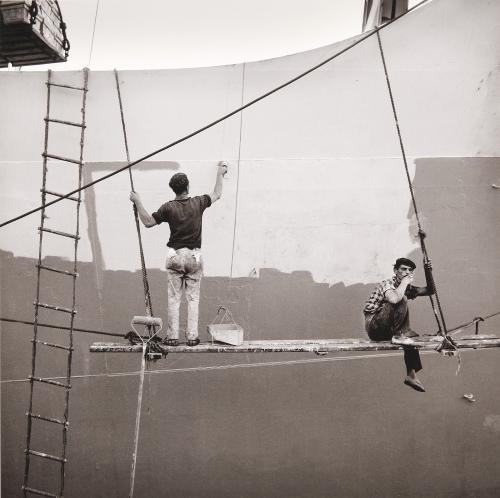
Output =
[
  {"x1": 0, "y1": 316, "x2": 125, "y2": 338},
  {"x1": 2, "y1": 351, "x2": 440, "y2": 385},
  {"x1": 3, "y1": 309, "x2": 499, "y2": 342},
  {"x1": 0, "y1": 0, "x2": 431, "y2": 230},
  {"x1": 375, "y1": 30, "x2": 451, "y2": 344}
]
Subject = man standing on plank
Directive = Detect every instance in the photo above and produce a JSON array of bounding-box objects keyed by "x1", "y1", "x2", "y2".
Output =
[{"x1": 130, "y1": 161, "x2": 228, "y2": 346}]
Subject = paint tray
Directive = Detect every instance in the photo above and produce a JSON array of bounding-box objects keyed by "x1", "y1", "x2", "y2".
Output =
[{"x1": 207, "y1": 307, "x2": 244, "y2": 346}]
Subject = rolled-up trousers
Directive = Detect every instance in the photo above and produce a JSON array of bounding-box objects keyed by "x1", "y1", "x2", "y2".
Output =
[
  {"x1": 364, "y1": 298, "x2": 422, "y2": 374},
  {"x1": 165, "y1": 248, "x2": 203, "y2": 341}
]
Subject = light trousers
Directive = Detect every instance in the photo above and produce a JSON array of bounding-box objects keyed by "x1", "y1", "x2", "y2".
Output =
[{"x1": 166, "y1": 248, "x2": 203, "y2": 340}]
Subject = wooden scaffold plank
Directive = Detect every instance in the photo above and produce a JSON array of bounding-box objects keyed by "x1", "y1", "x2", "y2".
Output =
[{"x1": 90, "y1": 334, "x2": 500, "y2": 354}]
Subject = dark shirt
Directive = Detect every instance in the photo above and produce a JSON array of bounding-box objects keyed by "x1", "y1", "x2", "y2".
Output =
[{"x1": 152, "y1": 195, "x2": 212, "y2": 249}]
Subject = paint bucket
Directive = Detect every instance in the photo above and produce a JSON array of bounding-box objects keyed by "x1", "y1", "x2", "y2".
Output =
[{"x1": 207, "y1": 307, "x2": 244, "y2": 346}]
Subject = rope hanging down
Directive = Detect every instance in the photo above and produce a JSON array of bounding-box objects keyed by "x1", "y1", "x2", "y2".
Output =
[
  {"x1": 375, "y1": 31, "x2": 453, "y2": 350},
  {"x1": 114, "y1": 73, "x2": 163, "y2": 498},
  {"x1": 0, "y1": 0, "x2": 431, "y2": 230},
  {"x1": 114, "y1": 69, "x2": 155, "y2": 330}
]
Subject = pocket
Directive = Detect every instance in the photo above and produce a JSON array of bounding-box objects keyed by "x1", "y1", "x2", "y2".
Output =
[
  {"x1": 184, "y1": 255, "x2": 199, "y2": 274},
  {"x1": 166, "y1": 248, "x2": 181, "y2": 271}
]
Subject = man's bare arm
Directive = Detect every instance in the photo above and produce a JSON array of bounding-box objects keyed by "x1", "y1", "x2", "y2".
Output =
[
  {"x1": 129, "y1": 191, "x2": 157, "y2": 228},
  {"x1": 385, "y1": 275, "x2": 413, "y2": 304},
  {"x1": 210, "y1": 161, "x2": 228, "y2": 203}
]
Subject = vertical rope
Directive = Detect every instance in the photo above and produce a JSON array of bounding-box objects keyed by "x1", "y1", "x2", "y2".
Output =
[
  {"x1": 60, "y1": 67, "x2": 89, "y2": 497},
  {"x1": 114, "y1": 69, "x2": 155, "y2": 331},
  {"x1": 229, "y1": 63, "x2": 246, "y2": 281},
  {"x1": 128, "y1": 343, "x2": 147, "y2": 498},
  {"x1": 114, "y1": 70, "x2": 160, "y2": 497},
  {"x1": 376, "y1": 31, "x2": 449, "y2": 337}
]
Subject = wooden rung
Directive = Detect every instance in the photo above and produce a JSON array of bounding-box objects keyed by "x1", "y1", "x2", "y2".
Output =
[
  {"x1": 29, "y1": 376, "x2": 71, "y2": 389},
  {"x1": 27, "y1": 412, "x2": 68, "y2": 427},
  {"x1": 32, "y1": 339, "x2": 74, "y2": 351},
  {"x1": 25, "y1": 449, "x2": 67, "y2": 463},
  {"x1": 37, "y1": 264, "x2": 78, "y2": 277},
  {"x1": 38, "y1": 227, "x2": 80, "y2": 240},
  {"x1": 45, "y1": 117, "x2": 85, "y2": 128},
  {"x1": 47, "y1": 81, "x2": 86, "y2": 91},
  {"x1": 22, "y1": 485, "x2": 61, "y2": 498},
  {"x1": 41, "y1": 189, "x2": 80, "y2": 202},
  {"x1": 34, "y1": 301, "x2": 76, "y2": 314},
  {"x1": 42, "y1": 153, "x2": 82, "y2": 165}
]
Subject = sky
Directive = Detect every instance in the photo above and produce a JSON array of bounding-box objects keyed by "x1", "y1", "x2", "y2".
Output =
[{"x1": 5, "y1": 0, "x2": 371, "y2": 71}]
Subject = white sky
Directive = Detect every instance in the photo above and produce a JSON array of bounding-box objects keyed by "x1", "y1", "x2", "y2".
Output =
[{"x1": 8, "y1": 0, "x2": 372, "y2": 71}]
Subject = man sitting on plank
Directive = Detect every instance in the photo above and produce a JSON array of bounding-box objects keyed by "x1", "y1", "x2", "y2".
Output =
[{"x1": 363, "y1": 257, "x2": 434, "y2": 392}]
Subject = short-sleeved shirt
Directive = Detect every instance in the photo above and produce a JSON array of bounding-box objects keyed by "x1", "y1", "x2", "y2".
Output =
[
  {"x1": 363, "y1": 276, "x2": 418, "y2": 314},
  {"x1": 152, "y1": 195, "x2": 212, "y2": 250}
]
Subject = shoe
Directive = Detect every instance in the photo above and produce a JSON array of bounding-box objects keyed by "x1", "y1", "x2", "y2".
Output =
[
  {"x1": 187, "y1": 338, "x2": 200, "y2": 347},
  {"x1": 392, "y1": 335, "x2": 415, "y2": 345},
  {"x1": 404, "y1": 378, "x2": 426, "y2": 392},
  {"x1": 392, "y1": 329, "x2": 419, "y2": 345},
  {"x1": 163, "y1": 338, "x2": 179, "y2": 346}
]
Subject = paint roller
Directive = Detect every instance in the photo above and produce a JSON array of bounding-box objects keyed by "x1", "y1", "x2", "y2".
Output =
[
  {"x1": 130, "y1": 316, "x2": 163, "y2": 343},
  {"x1": 131, "y1": 316, "x2": 163, "y2": 328}
]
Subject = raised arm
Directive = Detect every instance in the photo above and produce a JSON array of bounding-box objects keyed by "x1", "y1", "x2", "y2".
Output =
[
  {"x1": 210, "y1": 161, "x2": 228, "y2": 203},
  {"x1": 385, "y1": 275, "x2": 414, "y2": 304},
  {"x1": 413, "y1": 260, "x2": 435, "y2": 297},
  {"x1": 129, "y1": 191, "x2": 157, "y2": 228}
]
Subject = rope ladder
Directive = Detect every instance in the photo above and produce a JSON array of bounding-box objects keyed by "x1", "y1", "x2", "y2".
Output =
[{"x1": 23, "y1": 68, "x2": 89, "y2": 498}]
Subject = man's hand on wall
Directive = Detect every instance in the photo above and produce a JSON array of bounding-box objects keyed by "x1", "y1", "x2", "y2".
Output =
[{"x1": 218, "y1": 161, "x2": 228, "y2": 176}]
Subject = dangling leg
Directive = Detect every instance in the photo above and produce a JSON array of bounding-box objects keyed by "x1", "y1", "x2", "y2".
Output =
[
  {"x1": 366, "y1": 303, "x2": 424, "y2": 392},
  {"x1": 403, "y1": 347, "x2": 425, "y2": 392}
]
